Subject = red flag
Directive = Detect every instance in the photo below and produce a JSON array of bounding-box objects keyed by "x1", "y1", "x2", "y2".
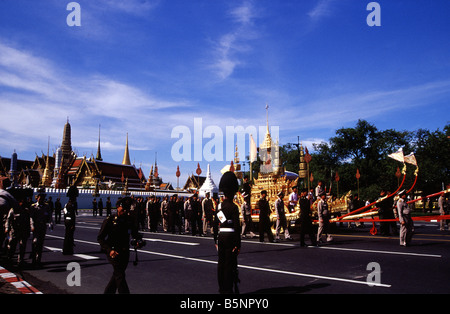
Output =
[{"x1": 305, "y1": 147, "x2": 312, "y2": 163}]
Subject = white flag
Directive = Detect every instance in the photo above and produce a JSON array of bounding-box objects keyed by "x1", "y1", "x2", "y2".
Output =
[
  {"x1": 249, "y1": 134, "x2": 257, "y2": 162},
  {"x1": 404, "y1": 153, "x2": 417, "y2": 166},
  {"x1": 388, "y1": 148, "x2": 404, "y2": 163}
]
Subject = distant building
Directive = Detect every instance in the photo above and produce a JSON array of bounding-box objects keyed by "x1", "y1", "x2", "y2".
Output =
[
  {"x1": 0, "y1": 120, "x2": 166, "y2": 191},
  {"x1": 183, "y1": 175, "x2": 206, "y2": 192}
]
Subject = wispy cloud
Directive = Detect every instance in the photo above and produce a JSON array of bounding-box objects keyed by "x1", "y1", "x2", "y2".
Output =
[
  {"x1": 275, "y1": 80, "x2": 450, "y2": 133},
  {"x1": 93, "y1": 0, "x2": 159, "y2": 16},
  {"x1": 209, "y1": 0, "x2": 260, "y2": 80},
  {"x1": 308, "y1": 0, "x2": 335, "y2": 21},
  {"x1": 0, "y1": 40, "x2": 189, "y2": 154}
]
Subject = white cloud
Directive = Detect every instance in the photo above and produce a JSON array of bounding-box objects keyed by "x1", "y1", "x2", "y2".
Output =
[
  {"x1": 209, "y1": 1, "x2": 259, "y2": 80},
  {"x1": 308, "y1": 0, "x2": 335, "y2": 20},
  {"x1": 275, "y1": 80, "x2": 450, "y2": 133},
  {"x1": 0, "y1": 40, "x2": 190, "y2": 156},
  {"x1": 96, "y1": 0, "x2": 159, "y2": 16}
]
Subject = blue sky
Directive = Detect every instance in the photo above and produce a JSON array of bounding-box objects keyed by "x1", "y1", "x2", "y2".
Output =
[{"x1": 0, "y1": 0, "x2": 449, "y2": 186}]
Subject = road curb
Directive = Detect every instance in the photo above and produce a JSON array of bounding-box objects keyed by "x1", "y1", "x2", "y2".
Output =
[{"x1": 0, "y1": 266, "x2": 42, "y2": 294}]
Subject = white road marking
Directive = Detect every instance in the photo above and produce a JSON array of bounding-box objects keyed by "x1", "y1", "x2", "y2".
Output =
[
  {"x1": 143, "y1": 238, "x2": 200, "y2": 246},
  {"x1": 309, "y1": 245, "x2": 442, "y2": 258},
  {"x1": 132, "y1": 248, "x2": 391, "y2": 288},
  {"x1": 46, "y1": 236, "x2": 390, "y2": 288},
  {"x1": 44, "y1": 241, "x2": 100, "y2": 260}
]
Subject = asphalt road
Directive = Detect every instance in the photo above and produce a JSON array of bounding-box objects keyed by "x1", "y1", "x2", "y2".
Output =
[{"x1": 2, "y1": 213, "x2": 450, "y2": 297}]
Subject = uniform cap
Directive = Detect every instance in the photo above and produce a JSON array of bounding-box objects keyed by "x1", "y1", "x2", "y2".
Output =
[{"x1": 219, "y1": 171, "x2": 239, "y2": 195}]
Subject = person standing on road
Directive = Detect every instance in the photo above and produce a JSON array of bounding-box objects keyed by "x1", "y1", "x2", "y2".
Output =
[
  {"x1": 258, "y1": 190, "x2": 274, "y2": 243},
  {"x1": 92, "y1": 198, "x2": 98, "y2": 217},
  {"x1": 241, "y1": 193, "x2": 256, "y2": 238},
  {"x1": 97, "y1": 197, "x2": 143, "y2": 294},
  {"x1": 274, "y1": 191, "x2": 292, "y2": 241},
  {"x1": 30, "y1": 189, "x2": 52, "y2": 268},
  {"x1": 54, "y1": 198, "x2": 62, "y2": 224},
  {"x1": 316, "y1": 192, "x2": 331, "y2": 245},
  {"x1": 202, "y1": 192, "x2": 214, "y2": 236},
  {"x1": 298, "y1": 188, "x2": 317, "y2": 247},
  {"x1": 213, "y1": 171, "x2": 241, "y2": 294},
  {"x1": 63, "y1": 185, "x2": 79, "y2": 255},
  {"x1": 191, "y1": 193, "x2": 202, "y2": 236},
  {"x1": 5, "y1": 187, "x2": 33, "y2": 267},
  {"x1": 288, "y1": 186, "x2": 298, "y2": 213},
  {"x1": 160, "y1": 195, "x2": 169, "y2": 232},
  {"x1": 106, "y1": 197, "x2": 112, "y2": 217},
  {"x1": 397, "y1": 190, "x2": 414, "y2": 246},
  {"x1": 439, "y1": 192, "x2": 449, "y2": 231}
]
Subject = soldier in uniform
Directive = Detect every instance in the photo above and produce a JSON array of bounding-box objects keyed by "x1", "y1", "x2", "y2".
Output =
[
  {"x1": 30, "y1": 189, "x2": 52, "y2": 268},
  {"x1": 397, "y1": 190, "x2": 414, "y2": 246},
  {"x1": 274, "y1": 191, "x2": 292, "y2": 241},
  {"x1": 92, "y1": 198, "x2": 98, "y2": 217},
  {"x1": 184, "y1": 196, "x2": 193, "y2": 234},
  {"x1": 5, "y1": 187, "x2": 33, "y2": 266},
  {"x1": 106, "y1": 197, "x2": 112, "y2": 217},
  {"x1": 54, "y1": 198, "x2": 62, "y2": 224},
  {"x1": 160, "y1": 195, "x2": 169, "y2": 232},
  {"x1": 240, "y1": 193, "x2": 256, "y2": 238},
  {"x1": 316, "y1": 192, "x2": 331, "y2": 245},
  {"x1": 97, "y1": 197, "x2": 144, "y2": 294},
  {"x1": 202, "y1": 192, "x2": 214, "y2": 236},
  {"x1": 378, "y1": 190, "x2": 391, "y2": 236},
  {"x1": 146, "y1": 195, "x2": 158, "y2": 232},
  {"x1": 0, "y1": 188, "x2": 18, "y2": 255},
  {"x1": 191, "y1": 193, "x2": 202, "y2": 236},
  {"x1": 258, "y1": 190, "x2": 274, "y2": 243},
  {"x1": 213, "y1": 171, "x2": 241, "y2": 294},
  {"x1": 168, "y1": 194, "x2": 178, "y2": 233},
  {"x1": 62, "y1": 186, "x2": 79, "y2": 255},
  {"x1": 298, "y1": 188, "x2": 317, "y2": 247},
  {"x1": 175, "y1": 196, "x2": 185, "y2": 234}
]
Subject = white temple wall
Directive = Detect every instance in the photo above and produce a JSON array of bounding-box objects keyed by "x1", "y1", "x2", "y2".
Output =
[{"x1": 33, "y1": 188, "x2": 192, "y2": 209}]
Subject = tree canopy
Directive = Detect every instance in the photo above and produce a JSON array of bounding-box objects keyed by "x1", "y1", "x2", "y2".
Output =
[{"x1": 278, "y1": 120, "x2": 449, "y2": 201}]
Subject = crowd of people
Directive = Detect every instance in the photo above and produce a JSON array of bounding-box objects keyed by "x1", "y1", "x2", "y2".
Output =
[{"x1": 1, "y1": 179, "x2": 449, "y2": 273}]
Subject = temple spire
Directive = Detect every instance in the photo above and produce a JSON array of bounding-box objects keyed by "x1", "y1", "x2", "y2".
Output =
[
  {"x1": 96, "y1": 124, "x2": 103, "y2": 161},
  {"x1": 41, "y1": 136, "x2": 52, "y2": 186},
  {"x1": 122, "y1": 133, "x2": 131, "y2": 165}
]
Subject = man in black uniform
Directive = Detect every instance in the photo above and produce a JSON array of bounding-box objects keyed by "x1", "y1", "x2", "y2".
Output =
[
  {"x1": 63, "y1": 185, "x2": 79, "y2": 255},
  {"x1": 191, "y1": 193, "x2": 202, "y2": 236},
  {"x1": 213, "y1": 171, "x2": 241, "y2": 294},
  {"x1": 377, "y1": 190, "x2": 391, "y2": 236},
  {"x1": 30, "y1": 189, "x2": 52, "y2": 268},
  {"x1": 298, "y1": 188, "x2": 317, "y2": 247},
  {"x1": 5, "y1": 187, "x2": 33, "y2": 266},
  {"x1": 258, "y1": 190, "x2": 274, "y2": 243},
  {"x1": 97, "y1": 197, "x2": 144, "y2": 294},
  {"x1": 54, "y1": 198, "x2": 62, "y2": 224},
  {"x1": 0, "y1": 188, "x2": 18, "y2": 256}
]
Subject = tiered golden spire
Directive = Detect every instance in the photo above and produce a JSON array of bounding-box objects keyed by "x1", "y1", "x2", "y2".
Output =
[
  {"x1": 41, "y1": 136, "x2": 52, "y2": 186},
  {"x1": 122, "y1": 133, "x2": 131, "y2": 165}
]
